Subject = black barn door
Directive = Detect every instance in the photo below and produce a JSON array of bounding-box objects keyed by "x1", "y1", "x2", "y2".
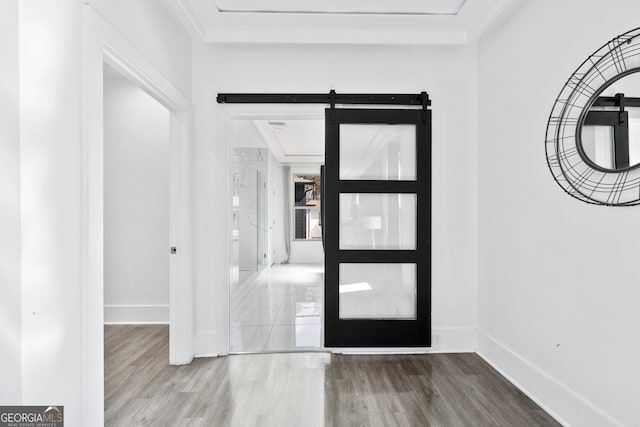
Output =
[{"x1": 324, "y1": 108, "x2": 431, "y2": 347}]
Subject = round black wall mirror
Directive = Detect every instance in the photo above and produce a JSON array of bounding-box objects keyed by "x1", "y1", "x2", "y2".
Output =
[
  {"x1": 579, "y1": 72, "x2": 640, "y2": 172},
  {"x1": 546, "y1": 28, "x2": 640, "y2": 206}
]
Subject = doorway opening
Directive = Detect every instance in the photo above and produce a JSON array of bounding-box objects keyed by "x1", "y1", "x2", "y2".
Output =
[
  {"x1": 102, "y1": 63, "x2": 171, "y2": 328},
  {"x1": 220, "y1": 91, "x2": 431, "y2": 353},
  {"x1": 81, "y1": 10, "x2": 193, "y2": 424},
  {"x1": 102, "y1": 63, "x2": 174, "y2": 419},
  {"x1": 230, "y1": 118, "x2": 325, "y2": 353}
]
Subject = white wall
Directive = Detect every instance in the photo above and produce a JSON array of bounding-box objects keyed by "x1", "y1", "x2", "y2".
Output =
[
  {"x1": 477, "y1": 1, "x2": 640, "y2": 426},
  {"x1": 233, "y1": 119, "x2": 269, "y2": 149},
  {"x1": 0, "y1": 0, "x2": 21, "y2": 405},
  {"x1": 103, "y1": 77, "x2": 170, "y2": 324},
  {"x1": 19, "y1": 1, "x2": 84, "y2": 422},
  {"x1": 193, "y1": 42, "x2": 479, "y2": 354},
  {"x1": 289, "y1": 240, "x2": 324, "y2": 264},
  {"x1": 18, "y1": 1, "x2": 191, "y2": 424},
  {"x1": 268, "y1": 152, "x2": 287, "y2": 265},
  {"x1": 88, "y1": 0, "x2": 192, "y2": 99},
  {"x1": 232, "y1": 121, "x2": 270, "y2": 273},
  {"x1": 234, "y1": 147, "x2": 268, "y2": 273}
]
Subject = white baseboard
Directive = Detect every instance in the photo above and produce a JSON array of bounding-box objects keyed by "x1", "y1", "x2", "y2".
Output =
[
  {"x1": 477, "y1": 330, "x2": 621, "y2": 427},
  {"x1": 430, "y1": 326, "x2": 477, "y2": 352},
  {"x1": 104, "y1": 304, "x2": 169, "y2": 324}
]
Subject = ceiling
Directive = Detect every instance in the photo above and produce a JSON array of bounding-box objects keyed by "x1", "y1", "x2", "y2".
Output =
[
  {"x1": 164, "y1": 0, "x2": 522, "y2": 45},
  {"x1": 253, "y1": 119, "x2": 324, "y2": 163},
  {"x1": 214, "y1": 0, "x2": 466, "y2": 15}
]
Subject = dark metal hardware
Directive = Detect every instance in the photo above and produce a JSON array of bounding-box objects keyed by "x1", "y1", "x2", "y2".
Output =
[
  {"x1": 420, "y1": 91, "x2": 430, "y2": 124},
  {"x1": 592, "y1": 93, "x2": 640, "y2": 108},
  {"x1": 584, "y1": 110, "x2": 630, "y2": 169},
  {"x1": 320, "y1": 165, "x2": 325, "y2": 252},
  {"x1": 328, "y1": 90, "x2": 337, "y2": 122},
  {"x1": 170, "y1": 247, "x2": 177, "y2": 254},
  {"x1": 216, "y1": 91, "x2": 431, "y2": 107},
  {"x1": 585, "y1": 92, "x2": 632, "y2": 170}
]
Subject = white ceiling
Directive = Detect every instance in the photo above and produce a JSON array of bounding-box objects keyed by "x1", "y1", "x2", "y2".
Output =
[
  {"x1": 164, "y1": 0, "x2": 522, "y2": 45},
  {"x1": 253, "y1": 120, "x2": 324, "y2": 163},
  {"x1": 214, "y1": 0, "x2": 466, "y2": 16}
]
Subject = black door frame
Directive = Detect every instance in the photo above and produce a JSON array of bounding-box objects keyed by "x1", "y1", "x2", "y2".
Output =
[{"x1": 324, "y1": 108, "x2": 431, "y2": 347}]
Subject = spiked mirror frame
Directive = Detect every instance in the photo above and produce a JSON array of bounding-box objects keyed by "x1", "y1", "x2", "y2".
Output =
[{"x1": 546, "y1": 27, "x2": 640, "y2": 206}]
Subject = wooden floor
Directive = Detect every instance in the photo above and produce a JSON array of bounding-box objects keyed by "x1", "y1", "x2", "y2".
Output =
[{"x1": 105, "y1": 325, "x2": 560, "y2": 426}]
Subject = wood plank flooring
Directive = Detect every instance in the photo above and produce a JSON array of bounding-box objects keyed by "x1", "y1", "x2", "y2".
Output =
[{"x1": 105, "y1": 325, "x2": 560, "y2": 427}]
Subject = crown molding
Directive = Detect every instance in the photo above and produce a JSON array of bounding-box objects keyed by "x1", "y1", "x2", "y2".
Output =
[
  {"x1": 162, "y1": 0, "x2": 206, "y2": 40},
  {"x1": 165, "y1": 0, "x2": 521, "y2": 45}
]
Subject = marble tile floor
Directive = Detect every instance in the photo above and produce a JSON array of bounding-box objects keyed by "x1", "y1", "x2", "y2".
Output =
[
  {"x1": 230, "y1": 263, "x2": 324, "y2": 353},
  {"x1": 237, "y1": 269, "x2": 254, "y2": 286}
]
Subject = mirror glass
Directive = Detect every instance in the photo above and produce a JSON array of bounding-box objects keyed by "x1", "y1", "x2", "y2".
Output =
[{"x1": 580, "y1": 72, "x2": 640, "y2": 171}]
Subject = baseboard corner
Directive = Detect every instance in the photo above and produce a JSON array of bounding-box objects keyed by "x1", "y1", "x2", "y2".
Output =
[{"x1": 476, "y1": 329, "x2": 621, "y2": 427}]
